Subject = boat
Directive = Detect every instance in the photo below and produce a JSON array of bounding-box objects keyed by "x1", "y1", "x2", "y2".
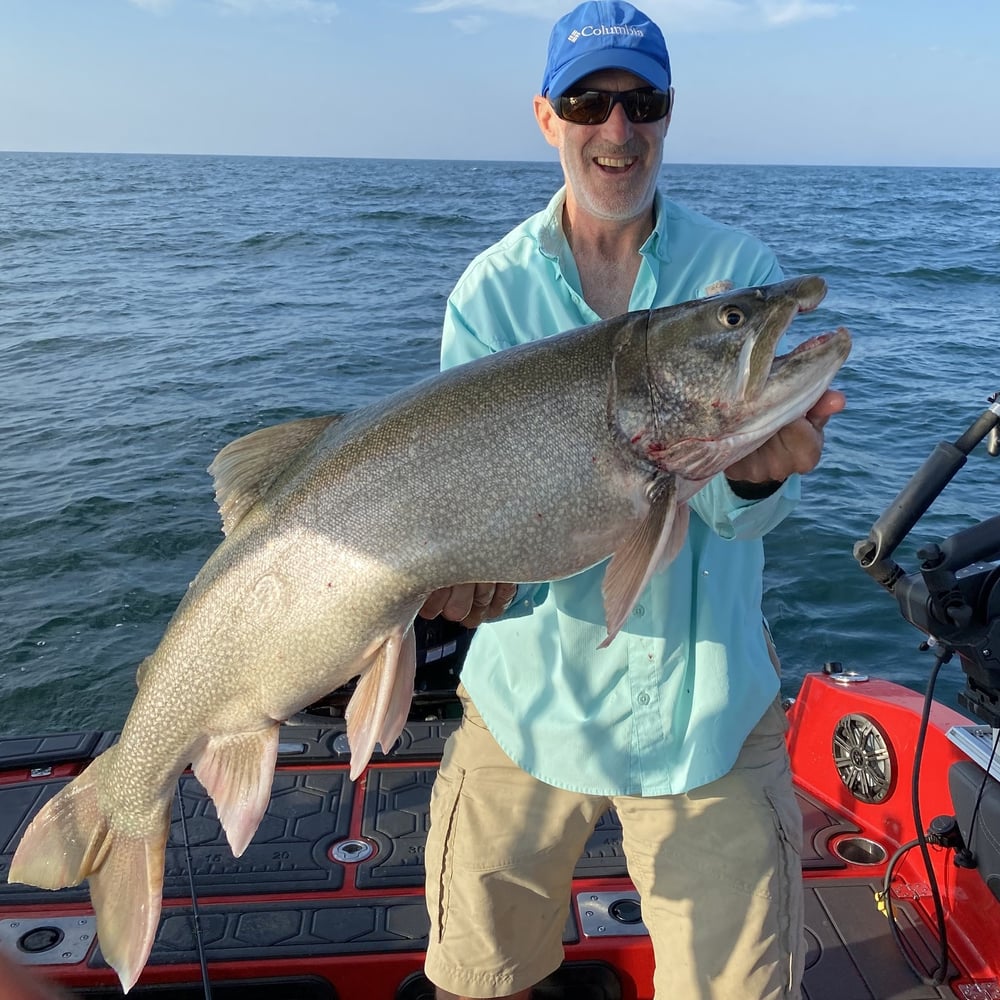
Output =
[{"x1": 2, "y1": 401, "x2": 999, "y2": 1000}]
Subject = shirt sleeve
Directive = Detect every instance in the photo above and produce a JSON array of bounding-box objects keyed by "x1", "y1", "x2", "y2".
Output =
[
  {"x1": 689, "y1": 473, "x2": 800, "y2": 540},
  {"x1": 441, "y1": 297, "x2": 497, "y2": 369}
]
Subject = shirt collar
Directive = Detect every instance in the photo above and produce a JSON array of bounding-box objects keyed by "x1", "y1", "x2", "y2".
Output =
[{"x1": 537, "y1": 187, "x2": 669, "y2": 263}]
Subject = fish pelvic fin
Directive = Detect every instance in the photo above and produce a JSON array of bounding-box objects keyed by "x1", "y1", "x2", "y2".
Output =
[
  {"x1": 600, "y1": 477, "x2": 687, "y2": 648},
  {"x1": 344, "y1": 622, "x2": 418, "y2": 780},
  {"x1": 191, "y1": 724, "x2": 280, "y2": 857},
  {"x1": 208, "y1": 415, "x2": 342, "y2": 535},
  {"x1": 7, "y1": 749, "x2": 168, "y2": 994}
]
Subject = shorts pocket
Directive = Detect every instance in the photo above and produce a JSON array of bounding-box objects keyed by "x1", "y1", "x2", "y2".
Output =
[
  {"x1": 765, "y1": 773, "x2": 805, "y2": 995},
  {"x1": 426, "y1": 761, "x2": 466, "y2": 943}
]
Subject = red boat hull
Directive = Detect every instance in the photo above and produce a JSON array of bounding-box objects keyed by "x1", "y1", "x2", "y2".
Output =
[{"x1": 2, "y1": 670, "x2": 999, "y2": 999}]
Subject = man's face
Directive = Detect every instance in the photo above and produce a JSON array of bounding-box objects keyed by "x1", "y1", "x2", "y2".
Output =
[{"x1": 535, "y1": 68, "x2": 670, "y2": 226}]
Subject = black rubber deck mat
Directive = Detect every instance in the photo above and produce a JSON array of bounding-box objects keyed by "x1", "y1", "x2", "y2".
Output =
[
  {"x1": 803, "y1": 878, "x2": 955, "y2": 999},
  {"x1": 72, "y1": 977, "x2": 337, "y2": 1000},
  {"x1": 1, "y1": 757, "x2": 866, "y2": 907},
  {"x1": 396, "y1": 961, "x2": 623, "y2": 1000},
  {"x1": 95, "y1": 895, "x2": 432, "y2": 968}
]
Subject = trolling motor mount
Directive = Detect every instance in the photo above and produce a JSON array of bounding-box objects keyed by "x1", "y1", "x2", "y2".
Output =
[{"x1": 854, "y1": 395, "x2": 1000, "y2": 727}]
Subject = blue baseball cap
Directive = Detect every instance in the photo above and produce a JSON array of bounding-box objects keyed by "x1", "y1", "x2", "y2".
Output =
[{"x1": 541, "y1": 1, "x2": 671, "y2": 99}]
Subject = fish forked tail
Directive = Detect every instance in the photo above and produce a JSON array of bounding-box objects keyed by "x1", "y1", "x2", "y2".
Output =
[
  {"x1": 7, "y1": 752, "x2": 167, "y2": 993},
  {"x1": 7, "y1": 749, "x2": 169, "y2": 995},
  {"x1": 7, "y1": 725, "x2": 285, "y2": 992}
]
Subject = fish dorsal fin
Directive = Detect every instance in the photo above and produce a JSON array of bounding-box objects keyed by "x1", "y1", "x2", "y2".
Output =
[
  {"x1": 344, "y1": 622, "x2": 417, "y2": 780},
  {"x1": 208, "y1": 415, "x2": 341, "y2": 535},
  {"x1": 600, "y1": 476, "x2": 686, "y2": 648}
]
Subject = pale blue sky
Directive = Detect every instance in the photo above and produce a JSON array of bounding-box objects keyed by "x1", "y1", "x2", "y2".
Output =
[{"x1": 2, "y1": 0, "x2": 997, "y2": 166}]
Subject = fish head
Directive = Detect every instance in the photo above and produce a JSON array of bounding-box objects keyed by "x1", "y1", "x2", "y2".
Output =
[{"x1": 618, "y1": 275, "x2": 851, "y2": 480}]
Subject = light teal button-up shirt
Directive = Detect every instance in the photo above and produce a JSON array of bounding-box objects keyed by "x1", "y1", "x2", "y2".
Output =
[{"x1": 442, "y1": 187, "x2": 795, "y2": 796}]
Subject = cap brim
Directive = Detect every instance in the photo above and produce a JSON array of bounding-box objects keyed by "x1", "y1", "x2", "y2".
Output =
[{"x1": 546, "y1": 49, "x2": 669, "y2": 98}]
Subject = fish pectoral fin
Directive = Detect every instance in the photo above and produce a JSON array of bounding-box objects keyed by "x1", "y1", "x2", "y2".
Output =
[
  {"x1": 344, "y1": 622, "x2": 418, "y2": 781},
  {"x1": 658, "y1": 500, "x2": 689, "y2": 572},
  {"x1": 191, "y1": 725, "x2": 280, "y2": 857},
  {"x1": 208, "y1": 414, "x2": 343, "y2": 535},
  {"x1": 600, "y1": 476, "x2": 683, "y2": 648},
  {"x1": 7, "y1": 748, "x2": 168, "y2": 994}
]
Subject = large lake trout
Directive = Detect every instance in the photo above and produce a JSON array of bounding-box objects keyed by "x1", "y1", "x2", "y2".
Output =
[{"x1": 9, "y1": 276, "x2": 850, "y2": 992}]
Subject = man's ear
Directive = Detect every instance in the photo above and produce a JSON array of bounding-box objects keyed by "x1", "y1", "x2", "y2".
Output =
[{"x1": 533, "y1": 94, "x2": 561, "y2": 149}]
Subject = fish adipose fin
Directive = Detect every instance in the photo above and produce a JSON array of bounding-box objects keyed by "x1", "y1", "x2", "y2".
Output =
[
  {"x1": 192, "y1": 724, "x2": 280, "y2": 857},
  {"x1": 7, "y1": 750, "x2": 168, "y2": 994},
  {"x1": 600, "y1": 477, "x2": 687, "y2": 648},
  {"x1": 209, "y1": 415, "x2": 342, "y2": 535},
  {"x1": 344, "y1": 622, "x2": 418, "y2": 780}
]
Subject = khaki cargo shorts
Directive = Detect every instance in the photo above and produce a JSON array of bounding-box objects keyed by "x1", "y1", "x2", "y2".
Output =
[{"x1": 423, "y1": 688, "x2": 804, "y2": 999}]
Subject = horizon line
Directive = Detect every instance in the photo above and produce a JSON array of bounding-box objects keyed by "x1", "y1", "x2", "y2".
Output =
[{"x1": 3, "y1": 149, "x2": 999, "y2": 171}]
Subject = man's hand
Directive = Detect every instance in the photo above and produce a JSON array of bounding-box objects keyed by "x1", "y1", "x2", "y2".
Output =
[
  {"x1": 419, "y1": 582, "x2": 517, "y2": 629},
  {"x1": 726, "y1": 389, "x2": 846, "y2": 485}
]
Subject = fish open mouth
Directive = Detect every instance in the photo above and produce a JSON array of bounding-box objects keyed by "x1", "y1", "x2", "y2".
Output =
[
  {"x1": 745, "y1": 323, "x2": 851, "y2": 438},
  {"x1": 771, "y1": 329, "x2": 845, "y2": 370}
]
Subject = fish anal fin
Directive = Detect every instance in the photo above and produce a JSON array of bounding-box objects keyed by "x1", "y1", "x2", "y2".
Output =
[
  {"x1": 345, "y1": 622, "x2": 418, "y2": 780},
  {"x1": 600, "y1": 477, "x2": 683, "y2": 648},
  {"x1": 208, "y1": 415, "x2": 342, "y2": 535},
  {"x1": 191, "y1": 725, "x2": 279, "y2": 857}
]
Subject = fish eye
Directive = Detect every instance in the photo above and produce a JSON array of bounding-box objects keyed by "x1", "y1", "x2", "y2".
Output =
[{"x1": 719, "y1": 306, "x2": 745, "y2": 328}]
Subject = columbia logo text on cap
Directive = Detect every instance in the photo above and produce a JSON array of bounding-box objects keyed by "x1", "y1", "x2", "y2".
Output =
[{"x1": 541, "y1": 1, "x2": 670, "y2": 99}]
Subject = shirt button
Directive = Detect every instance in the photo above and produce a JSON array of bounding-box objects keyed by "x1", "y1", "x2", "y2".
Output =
[
  {"x1": 632, "y1": 604, "x2": 645, "y2": 618},
  {"x1": 637, "y1": 692, "x2": 651, "y2": 706}
]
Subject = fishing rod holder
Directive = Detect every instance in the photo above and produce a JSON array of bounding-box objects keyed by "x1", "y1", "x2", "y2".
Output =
[{"x1": 854, "y1": 395, "x2": 1000, "y2": 727}]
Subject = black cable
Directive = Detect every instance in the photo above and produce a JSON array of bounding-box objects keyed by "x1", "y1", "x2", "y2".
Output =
[
  {"x1": 880, "y1": 646, "x2": 951, "y2": 986},
  {"x1": 907, "y1": 645, "x2": 950, "y2": 984},
  {"x1": 881, "y1": 836, "x2": 925, "y2": 982},
  {"x1": 177, "y1": 778, "x2": 213, "y2": 1000},
  {"x1": 964, "y1": 727, "x2": 1000, "y2": 862}
]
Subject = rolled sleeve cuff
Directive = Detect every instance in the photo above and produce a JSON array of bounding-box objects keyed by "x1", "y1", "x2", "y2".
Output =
[{"x1": 695, "y1": 473, "x2": 801, "y2": 539}]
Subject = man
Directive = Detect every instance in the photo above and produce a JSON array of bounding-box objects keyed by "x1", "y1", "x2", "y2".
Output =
[{"x1": 419, "y1": 3, "x2": 845, "y2": 998}]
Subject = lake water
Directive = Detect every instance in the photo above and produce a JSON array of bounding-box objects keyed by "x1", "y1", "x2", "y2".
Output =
[{"x1": 1, "y1": 152, "x2": 998, "y2": 735}]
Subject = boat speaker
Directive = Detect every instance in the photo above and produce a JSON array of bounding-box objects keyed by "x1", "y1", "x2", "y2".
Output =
[{"x1": 832, "y1": 713, "x2": 895, "y2": 803}]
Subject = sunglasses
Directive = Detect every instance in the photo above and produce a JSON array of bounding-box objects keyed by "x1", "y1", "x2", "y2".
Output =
[{"x1": 550, "y1": 86, "x2": 673, "y2": 126}]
